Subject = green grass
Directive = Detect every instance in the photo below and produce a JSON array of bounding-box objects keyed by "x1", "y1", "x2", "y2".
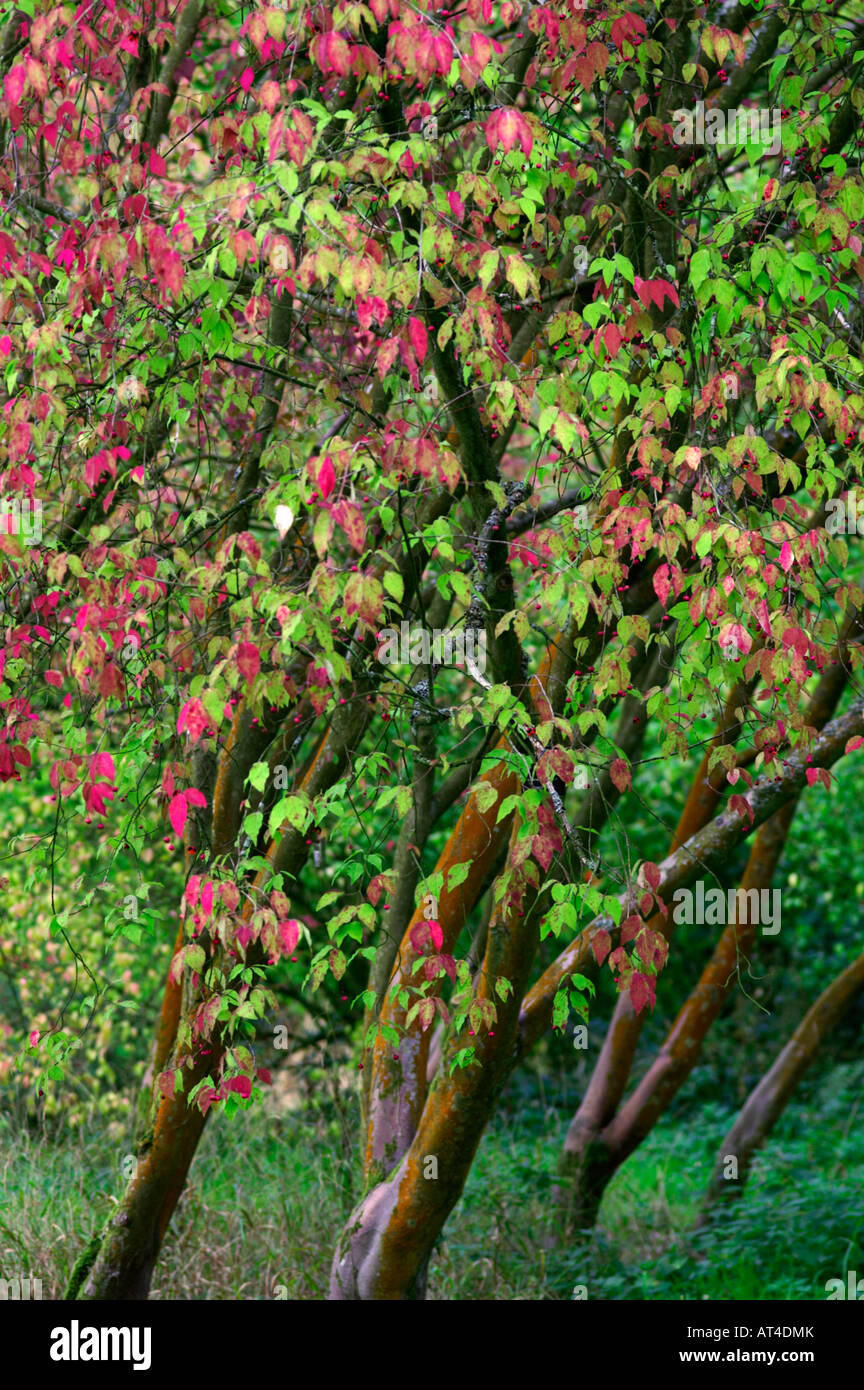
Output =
[{"x1": 1, "y1": 1057, "x2": 861, "y2": 1299}]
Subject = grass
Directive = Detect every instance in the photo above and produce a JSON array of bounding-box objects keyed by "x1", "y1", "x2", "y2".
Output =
[{"x1": 1, "y1": 1054, "x2": 861, "y2": 1300}]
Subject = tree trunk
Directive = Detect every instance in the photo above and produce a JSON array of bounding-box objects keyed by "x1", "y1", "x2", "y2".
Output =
[
  {"x1": 70, "y1": 698, "x2": 370, "y2": 1298},
  {"x1": 701, "y1": 948, "x2": 864, "y2": 1214},
  {"x1": 332, "y1": 701, "x2": 864, "y2": 1296},
  {"x1": 552, "y1": 636, "x2": 856, "y2": 1231}
]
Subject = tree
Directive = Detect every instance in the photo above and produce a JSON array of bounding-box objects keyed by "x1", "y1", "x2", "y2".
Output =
[{"x1": 1, "y1": 0, "x2": 863, "y2": 1299}]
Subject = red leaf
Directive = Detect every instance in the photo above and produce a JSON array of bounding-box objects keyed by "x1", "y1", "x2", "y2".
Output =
[
  {"x1": 609, "y1": 758, "x2": 631, "y2": 794},
  {"x1": 312, "y1": 31, "x2": 351, "y2": 76},
  {"x1": 98, "y1": 664, "x2": 124, "y2": 698},
  {"x1": 417, "y1": 998, "x2": 437, "y2": 1032},
  {"x1": 220, "y1": 882, "x2": 240, "y2": 911},
  {"x1": 728, "y1": 793, "x2": 755, "y2": 824},
  {"x1": 224, "y1": 1075, "x2": 252, "y2": 1098},
  {"x1": 611, "y1": 12, "x2": 647, "y2": 53},
  {"x1": 407, "y1": 315, "x2": 428, "y2": 364},
  {"x1": 156, "y1": 1070, "x2": 175, "y2": 1098},
  {"x1": 629, "y1": 972, "x2": 655, "y2": 1014},
  {"x1": 805, "y1": 767, "x2": 831, "y2": 789},
  {"x1": 366, "y1": 872, "x2": 387, "y2": 906},
  {"x1": 410, "y1": 918, "x2": 443, "y2": 954},
  {"x1": 236, "y1": 641, "x2": 260, "y2": 682},
  {"x1": 642, "y1": 861, "x2": 661, "y2": 891},
  {"x1": 332, "y1": 500, "x2": 366, "y2": 552},
  {"x1": 197, "y1": 1086, "x2": 219, "y2": 1115},
  {"x1": 591, "y1": 927, "x2": 611, "y2": 967},
  {"x1": 603, "y1": 323, "x2": 622, "y2": 358},
  {"x1": 620, "y1": 913, "x2": 642, "y2": 944},
  {"x1": 532, "y1": 820, "x2": 563, "y2": 871}
]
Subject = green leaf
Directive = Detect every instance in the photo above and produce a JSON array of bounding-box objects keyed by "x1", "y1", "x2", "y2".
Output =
[
  {"x1": 496, "y1": 793, "x2": 522, "y2": 823},
  {"x1": 447, "y1": 862, "x2": 471, "y2": 890},
  {"x1": 478, "y1": 248, "x2": 500, "y2": 288},
  {"x1": 552, "y1": 988, "x2": 569, "y2": 1030},
  {"x1": 383, "y1": 570, "x2": 404, "y2": 601},
  {"x1": 689, "y1": 248, "x2": 711, "y2": 290},
  {"x1": 248, "y1": 761, "x2": 270, "y2": 792}
]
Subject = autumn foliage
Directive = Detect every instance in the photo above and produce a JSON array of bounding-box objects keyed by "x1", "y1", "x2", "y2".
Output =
[{"x1": 1, "y1": 0, "x2": 864, "y2": 1298}]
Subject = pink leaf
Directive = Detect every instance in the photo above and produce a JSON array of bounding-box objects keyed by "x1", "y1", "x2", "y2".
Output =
[
  {"x1": 84, "y1": 782, "x2": 115, "y2": 816},
  {"x1": 278, "y1": 918, "x2": 300, "y2": 956},
  {"x1": 652, "y1": 564, "x2": 671, "y2": 608},
  {"x1": 317, "y1": 456, "x2": 336, "y2": 501},
  {"x1": 90, "y1": 752, "x2": 115, "y2": 781},
  {"x1": 485, "y1": 107, "x2": 532, "y2": 157},
  {"x1": 779, "y1": 540, "x2": 794, "y2": 572},
  {"x1": 718, "y1": 621, "x2": 752, "y2": 656},
  {"x1": 177, "y1": 698, "x2": 208, "y2": 741},
  {"x1": 4, "y1": 64, "x2": 26, "y2": 106},
  {"x1": 169, "y1": 793, "x2": 188, "y2": 838}
]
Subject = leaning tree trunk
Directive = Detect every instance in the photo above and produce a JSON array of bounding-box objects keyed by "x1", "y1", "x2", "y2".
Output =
[
  {"x1": 701, "y1": 947, "x2": 864, "y2": 1214},
  {"x1": 556, "y1": 668, "x2": 758, "y2": 1232},
  {"x1": 554, "y1": 616, "x2": 859, "y2": 1234}
]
